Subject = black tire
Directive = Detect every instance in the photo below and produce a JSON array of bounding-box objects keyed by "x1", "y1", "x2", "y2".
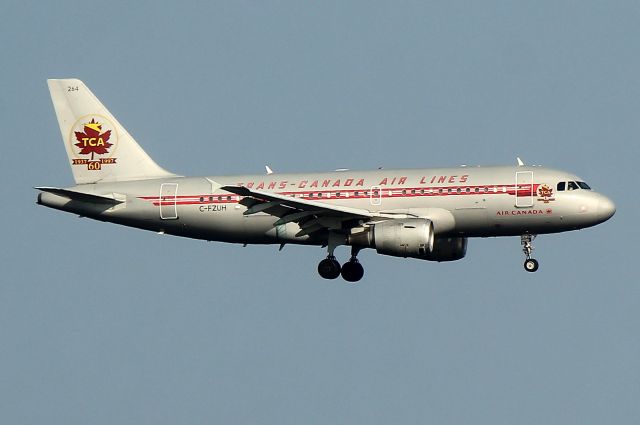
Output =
[
  {"x1": 318, "y1": 258, "x2": 341, "y2": 279},
  {"x1": 341, "y1": 260, "x2": 364, "y2": 282},
  {"x1": 524, "y1": 258, "x2": 539, "y2": 272}
]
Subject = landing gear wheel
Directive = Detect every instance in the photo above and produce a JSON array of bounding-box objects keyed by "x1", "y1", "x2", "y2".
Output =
[
  {"x1": 524, "y1": 258, "x2": 539, "y2": 272},
  {"x1": 520, "y1": 234, "x2": 539, "y2": 273},
  {"x1": 341, "y1": 260, "x2": 364, "y2": 282},
  {"x1": 318, "y1": 256, "x2": 341, "y2": 279}
]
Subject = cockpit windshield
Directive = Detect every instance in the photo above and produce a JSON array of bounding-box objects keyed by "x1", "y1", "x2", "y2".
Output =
[{"x1": 556, "y1": 181, "x2": 591, "y2": 191}]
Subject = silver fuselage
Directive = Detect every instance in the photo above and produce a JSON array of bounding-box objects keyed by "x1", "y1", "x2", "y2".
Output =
[{"x1": 37, "y1": 165, "x2": 615, "y2": 246}]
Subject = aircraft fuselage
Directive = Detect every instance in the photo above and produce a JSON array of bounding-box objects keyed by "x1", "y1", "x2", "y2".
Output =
[{"x1": 38, "y1": 165, "x2": 615, "y2": 243}]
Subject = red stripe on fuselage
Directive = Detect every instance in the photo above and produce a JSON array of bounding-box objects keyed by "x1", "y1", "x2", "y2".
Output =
[{"x1": 140, "y1": 184, "x2": 540, "y2": 206}]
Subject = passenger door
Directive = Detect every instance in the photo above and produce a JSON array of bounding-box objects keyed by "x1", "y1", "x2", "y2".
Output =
[
  {"x1": 515, "y1": 171, "x2": 534, "y2": 208},
  {"x1": 159, "y1": 183, "x2": 178, "y2": 219},
  {"x1": 369, "y1": 185, "x2": 382, "y2": 206}
]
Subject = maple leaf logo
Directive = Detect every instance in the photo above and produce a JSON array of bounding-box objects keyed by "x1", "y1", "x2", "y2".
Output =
[
  {"x1": 537, "y1": 184, "x2": 553, "y2": 198},
  {"x1": 537, "y1": 184, "x2": 556, "y2": 203},
  {"x1": 74, "y1": 118, "x2": 112, "y2": 157}
]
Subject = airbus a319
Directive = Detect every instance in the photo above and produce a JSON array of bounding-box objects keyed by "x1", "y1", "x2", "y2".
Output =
[{"x1": 37, "y1": 79, "x2": 616, "y2": 282}]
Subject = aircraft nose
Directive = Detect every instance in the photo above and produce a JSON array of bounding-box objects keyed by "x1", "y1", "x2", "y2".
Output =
[{"x1": 597, "y1": 196, "x2": 616, "y2": 222}]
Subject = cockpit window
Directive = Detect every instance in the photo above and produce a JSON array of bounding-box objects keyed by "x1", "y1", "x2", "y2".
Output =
[{"x1": 557, "y1": 181, "x2": 590, "y2": 192}]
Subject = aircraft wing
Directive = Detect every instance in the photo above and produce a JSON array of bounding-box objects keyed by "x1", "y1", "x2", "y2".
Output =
[
  {"x1": 221, "y1": 185, "x2": 373, "y2": 237},
  {"x1": 222, "y1": 186, "x2": 373, "y2": 218}
]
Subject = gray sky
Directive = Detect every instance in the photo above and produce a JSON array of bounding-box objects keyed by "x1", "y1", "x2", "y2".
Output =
[{"x1": 2, "y1": 1, "x2": 639, "y2": 424}]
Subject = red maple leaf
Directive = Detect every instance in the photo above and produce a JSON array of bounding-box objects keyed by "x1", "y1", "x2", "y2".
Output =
[{"x1": 74, "y1": 119, "x2": 112, "y2": 156}]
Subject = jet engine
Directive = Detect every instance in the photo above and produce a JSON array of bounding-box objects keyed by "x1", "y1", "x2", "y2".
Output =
[
  {"x1": 348, "y1": 218, "x2": 467, "y2": 262},
  {"x1": 422, "y1": 236, "x2": 467, "y2": 262},
  {"x1": 348, "y1": 218, "x2": 434, "y2": 258}
]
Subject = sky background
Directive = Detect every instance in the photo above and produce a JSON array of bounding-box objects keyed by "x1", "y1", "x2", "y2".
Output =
[{"x1": 1, "y1": 1, "x2": 639, "y2": 424}]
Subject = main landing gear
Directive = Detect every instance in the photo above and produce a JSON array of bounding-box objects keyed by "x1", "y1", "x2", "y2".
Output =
[
  {"x1": 317, "y1": 256, "x2": 341, "y2": 280},
  {"x1": 521, "y1": 234, "x2": 539, "y2": 272},
  {"x1": 341, "y1": 254, "x2": 365, "y2": 282},
  {"x1": 318, "y1": 247, "x2": 365, "y2": 282}
]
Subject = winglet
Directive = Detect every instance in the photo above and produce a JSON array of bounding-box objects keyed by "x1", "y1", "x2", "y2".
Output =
[
  {"x1": 516, "y1": 157, "x2": 525, "y2": 166},
  {"x1": 265, "y1": 165, "x2": 274, "y2": 175}
]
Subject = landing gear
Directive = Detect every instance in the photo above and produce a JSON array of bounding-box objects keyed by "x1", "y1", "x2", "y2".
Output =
[
  {"x1": 524, "y1": 258, "x2": 539, "y2": 272},
  {"x1": 521, "y1": 234, "x2": 539, "y2": 272},
  {"x1": 341, "y1": 247, "x2": 364, "y2": 282},
  {"x1": 341, "y1": 248, "x2": 364, "y2": 282},
  {"x1": 318, "y1": 256, "x2": 341, "y2": 279},
  {"x1": 317, "y1": 244, "x2": 365, "y2": 282}
]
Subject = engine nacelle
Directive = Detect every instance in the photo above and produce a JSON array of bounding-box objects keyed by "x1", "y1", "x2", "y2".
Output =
[
  {"x1": 349, "y1": 218, "x2": 435, "y2": 259},
  {"x1": 348, "y1": 219, "x2": 467, "y2": 262},
  {"x1": 423, "y1": 236, "x2": 467, "y2": 262}
]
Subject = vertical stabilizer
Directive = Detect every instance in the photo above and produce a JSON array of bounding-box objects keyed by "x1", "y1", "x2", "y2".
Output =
[{"x1": 47, "y1": 79, "x2": 176, "y2": 184}]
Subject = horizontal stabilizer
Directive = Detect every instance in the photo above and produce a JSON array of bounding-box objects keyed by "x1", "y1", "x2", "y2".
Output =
[{"x1": 35, "y1": 187, "x2": 123, "y2": 205}]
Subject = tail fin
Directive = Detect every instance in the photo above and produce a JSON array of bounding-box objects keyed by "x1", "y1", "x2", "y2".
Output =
[{"x1": 47, "y1": 78, "x2": 176, "y2": 184}]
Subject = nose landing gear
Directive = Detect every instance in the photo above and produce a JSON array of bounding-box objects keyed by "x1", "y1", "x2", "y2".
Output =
[{"x1": 521, "y1": 234, "x2": 539, "y2": 272}]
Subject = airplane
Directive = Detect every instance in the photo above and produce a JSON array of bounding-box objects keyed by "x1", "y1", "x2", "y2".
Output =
[{"x1": 37, "y1": 79, "x2": 616, "y2": 282}]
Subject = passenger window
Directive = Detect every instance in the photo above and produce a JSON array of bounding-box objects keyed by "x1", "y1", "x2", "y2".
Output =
[
  {"x1": 568, "y1": 181, "x2": 578, "y2": 191},
  {"x1": 557, "y1": 182, "x2": 565, "y2": 191}
]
